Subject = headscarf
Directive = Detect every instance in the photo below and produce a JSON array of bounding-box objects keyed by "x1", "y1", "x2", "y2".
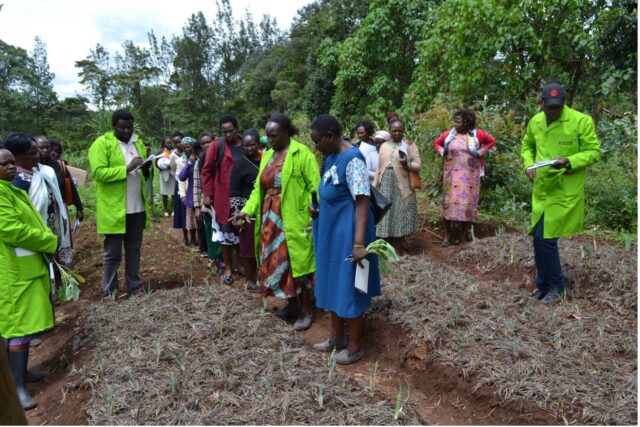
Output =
[{"x1": 373, "y1": 130, "x2": 391, "y2": 142}]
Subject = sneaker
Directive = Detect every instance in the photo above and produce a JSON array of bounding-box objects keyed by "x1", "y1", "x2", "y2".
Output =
[
  {"x1": 335, "y1": 348, "x2": 364, "y2": 365},
  {"x1": 531, "y1": 289, "x2": 547, "y2": 300},
  {"x1": 245, "y1": 281, "x2": 260, "y2": 293},
  {"x1": 542, "y1": 290, "x2": 561, "y2": 304},
  {"x1": 313, "y1": 337, "x2": 347, "y2": 352},
  {"x1": 200, "y1": 252, "x2": 208, "y2": 258},
  {"x1": 164, "y1": 212, "x2": 169, "y2": 217},
  {"x1": 293, "y1": 314, "x2": 313, "y2": 331}
]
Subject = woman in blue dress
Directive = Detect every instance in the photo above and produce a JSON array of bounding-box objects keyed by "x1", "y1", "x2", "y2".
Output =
[{"x1": 310, "y1": 114, "x2": 380, "y2": 365}]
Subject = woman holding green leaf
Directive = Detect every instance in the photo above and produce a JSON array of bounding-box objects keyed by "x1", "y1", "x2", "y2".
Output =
[
  {"x1": 310, "y1": 115, "x2": 381, "y2": 365},
  {"x1": 0, "y1": 147, "x2": 57, "y2": 410}
]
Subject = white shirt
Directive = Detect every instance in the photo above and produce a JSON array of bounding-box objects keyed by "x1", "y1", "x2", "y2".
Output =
[
  {"x1": 359, "y1": 142, "x2": 379, "y2": 182},
  {"x1": 118, "y1": 140, "x2": 145, "y2": 214}
]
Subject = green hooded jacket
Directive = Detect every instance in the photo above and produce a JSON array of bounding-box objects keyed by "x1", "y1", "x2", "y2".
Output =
[
  {"x1": 88, "y1": 131, "x2": 150, "y2": 234},
  {"x1": 0, "y1": 180, "x2": 57, "y2": 339},
  {"x1": 242, "y1": 138, "x2": 320, "y2": 278},
  {"x1": 521, "y1": 106, "x2": 601, "y2": 238}
]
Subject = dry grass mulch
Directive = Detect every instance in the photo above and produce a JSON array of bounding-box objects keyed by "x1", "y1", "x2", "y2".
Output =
[
  {"x1": 66, "y1": 282, "x2": 423, "y2": 425},
  {"x1": 372, "y1": 234, "x2": 637, "y2": 425}
]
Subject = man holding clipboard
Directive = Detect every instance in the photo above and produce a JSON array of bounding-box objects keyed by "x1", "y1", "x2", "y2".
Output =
[
  {"x1": 88, "y1": 110, "x2": 151, "y2": 301},
  {"x1": 521, "y1": 83, "x2": 601, "y2": 303}
]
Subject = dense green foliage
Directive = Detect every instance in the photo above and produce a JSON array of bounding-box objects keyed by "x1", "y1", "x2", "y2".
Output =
[{"x1": 0, "y1": 0, "x2": 636, "y2": 233}]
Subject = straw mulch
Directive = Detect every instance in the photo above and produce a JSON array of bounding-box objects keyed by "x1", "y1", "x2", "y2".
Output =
[
  {"x1": 371, "y1": 234, "x2": 637, "y2": 425},
  {"x1": 68, "y1": 282, "x2": 423, "y2": 425}
]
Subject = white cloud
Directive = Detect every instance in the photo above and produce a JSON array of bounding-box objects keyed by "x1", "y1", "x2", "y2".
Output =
[{"x1": 0, "y1": 0, "x2": 311, "y2": 99}]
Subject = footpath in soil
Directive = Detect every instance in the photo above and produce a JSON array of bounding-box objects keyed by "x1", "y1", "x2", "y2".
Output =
[{"x1": 24, "y1": 217, "x2": 637, "y2": 425}]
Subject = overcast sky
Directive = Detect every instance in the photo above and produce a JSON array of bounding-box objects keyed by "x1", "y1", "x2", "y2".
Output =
[{"x1": 0, "y1": 0, "x2": 312, "y2": 99}]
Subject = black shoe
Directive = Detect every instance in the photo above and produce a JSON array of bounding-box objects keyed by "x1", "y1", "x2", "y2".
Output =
[
  {"x1": 274, "y1": 303, "x2": 300, "y2": 321},
  {"x1": 8, "y1": 349, "x2": 37, "y2": 409},
  {"x1": 531, "y1": 289, "x2": 547, "y2": 300},
  {"x1": 542, "y1": 290, "x2": 561, "y2": 304},
  {"x1": 25, "y1": 369, "x2": 47, "y2": 382}
]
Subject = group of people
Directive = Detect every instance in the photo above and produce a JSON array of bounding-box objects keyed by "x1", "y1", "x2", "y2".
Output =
[
  {"x1": 0, "y1": 83, "x2": 601, "y2": 415},
  {"x1": 0, "y1": 133, "x2": 84, "y2": 411}
]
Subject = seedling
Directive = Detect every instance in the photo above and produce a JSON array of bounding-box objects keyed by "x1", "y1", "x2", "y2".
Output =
[
  {"x1": 177, "y1": 351, "x2": 188, "y2": 372},
  {"x1": 369, "y1": 361, "x2": 379, "y2": 397},
  {"x1": 316, "y1": 385, "x2": 325, "y2": 409},
  {"x1": 155, "y1": 341, "x2": 162, "y2": 364},
  {"x1": 327, "y1": 349, "x2": 337, "y2": 381},
  {"x1": 169, "y1": 373, "x2": 178, "y2": 394},
  {"x1": 394, "y1": 380, "x2": 411, "y2": 420},
  {"x1": 512, "y1": 338, "x2": 523, "y2": 358},
  {"x1": 97, "y1": 352, "x2": 106, "y2": 376}
]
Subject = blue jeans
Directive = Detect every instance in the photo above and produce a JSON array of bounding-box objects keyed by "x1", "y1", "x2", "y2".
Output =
[{"x1": 533, "y1": 215, "x2": 566, "y2": 294}]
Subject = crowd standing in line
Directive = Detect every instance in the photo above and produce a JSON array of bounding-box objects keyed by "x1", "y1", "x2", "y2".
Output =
[{"x1": 0, "y1": 83, "x2": 602, "y2": 414}]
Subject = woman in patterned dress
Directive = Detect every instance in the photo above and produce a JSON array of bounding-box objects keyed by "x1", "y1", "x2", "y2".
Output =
[
  {"x1": 433, "y1": 109, "x2": 496, "y2": 246},
  {"x1": 372, "y1": 118, "x2": 421, "y2": 247},
  {"x1": 232, "y1": 114, "x2": 320, "y2": 331}
]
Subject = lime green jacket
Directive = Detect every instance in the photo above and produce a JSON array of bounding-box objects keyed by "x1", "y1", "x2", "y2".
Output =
[
  {"x1": 521, "y1": 106, "x2": 601, "y2": 238},
  {"x1": 242, "y1": 139, "x2": 320, "y2": 278},
  {"x1": 88, "y1": 131, "x2": 150, "y2": 234},
  {"x1": 0, "y1": 180, "x2": 57, "y2": 339}
]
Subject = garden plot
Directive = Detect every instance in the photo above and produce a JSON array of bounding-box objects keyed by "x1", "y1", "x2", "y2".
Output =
[
  {"x1": 66, "y1": 282, "x2": 423, "y2": 425},
  {"x1": 372, "y1": 233, "x2": 637, "y2": 425}
]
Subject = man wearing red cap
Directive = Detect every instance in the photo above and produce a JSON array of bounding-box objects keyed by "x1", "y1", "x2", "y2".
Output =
[{"x1": 521, "y1": 83, "x2": 601, "y2": 303}]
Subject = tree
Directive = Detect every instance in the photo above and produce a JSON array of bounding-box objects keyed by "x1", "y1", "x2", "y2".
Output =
[
  {"x1": 75, "y1": 44, "x2": 113, "y2": 110},
  {"x1": 29, "y1": 37, "x2": 57, "y2": 133}
]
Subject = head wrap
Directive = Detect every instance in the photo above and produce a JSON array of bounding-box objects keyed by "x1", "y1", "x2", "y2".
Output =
[
  {"x1": 373, "y1": 130, "x2": 391, "y2": 142},
  {"x1": 182, "y1": 136, "x2": 196, "y2": 145}
]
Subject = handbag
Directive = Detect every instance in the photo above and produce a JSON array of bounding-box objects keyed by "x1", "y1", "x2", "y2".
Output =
[
  {"x1": 406, "y1": 140, "x2": 422, "y2": 190},
  {"x1": 370, "y1": 185, "x2": 392, "y2": 225},
  {"x1": 58, "y1": 160, "x2": 75, "y2": 204}
]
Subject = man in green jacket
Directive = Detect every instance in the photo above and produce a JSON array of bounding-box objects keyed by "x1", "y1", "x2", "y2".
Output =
[
  {"x1": 88, "y1": 110, "x2": 151, "y2": 300},
  {"x1": 521, "y1": 83, "x2": 601, "y2": 303}
]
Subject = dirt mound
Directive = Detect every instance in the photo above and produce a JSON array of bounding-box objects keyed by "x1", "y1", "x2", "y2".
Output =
[
  {"x1": 65, "y1": 283, "x2": 423, "y2": 425},
  {"x1": 372, "y1": 233, "x2": 637, "y2": 425}
]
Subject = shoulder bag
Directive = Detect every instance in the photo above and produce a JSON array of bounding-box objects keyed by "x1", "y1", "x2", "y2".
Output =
[{"x1": 406, "y1": 140, "x2": 422, "y2": 190}]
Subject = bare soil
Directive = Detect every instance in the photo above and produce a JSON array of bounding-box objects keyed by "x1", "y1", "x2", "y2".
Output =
[{"x1": 23, "y1": 216, "x2": 636, "y2": 425}]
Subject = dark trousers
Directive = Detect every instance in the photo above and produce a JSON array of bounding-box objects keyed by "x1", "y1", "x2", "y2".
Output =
[
  {"x1": 102, "y1": 212, "x2": 145, "y2": 297},
  {"x1": 533, "y1": 215, "x2": 566, "y2": 294}
]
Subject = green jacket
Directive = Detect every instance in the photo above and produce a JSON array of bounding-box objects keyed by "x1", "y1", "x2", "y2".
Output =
[
  {"x1": 88, "y1": 131, "x2": 150, "y2": 234},
  {"x1": 521, "y1": 106, "x2": 601, "y2": 238},
  {"x1": 242, "y1": 139, "x2": 320, "y2": 278},
  {"x1": 0, "y1": 180, "x2": 57, "y2": 339}
]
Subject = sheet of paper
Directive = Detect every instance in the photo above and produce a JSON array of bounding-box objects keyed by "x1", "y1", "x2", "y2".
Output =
[
  {"x1": 132, "y1": 153, "x2": 164, "y2": 172},
  {"x1": 526, "y1": 159, "x2": 561, "y2": 172},
  {"x1": 354, "y1": 259, "x2": 369, "y2": 294}
]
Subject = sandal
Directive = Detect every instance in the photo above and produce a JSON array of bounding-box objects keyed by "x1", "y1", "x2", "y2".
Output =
[
  {"x1": 335, "y1": 348, "x2": 364, "y2": 365},
  {"x1": 222, "y1": 275, "x2": 233, "y2": 286},
  {"x1": 313, "y1": 337, "x2": 347, "y2": 352}
]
